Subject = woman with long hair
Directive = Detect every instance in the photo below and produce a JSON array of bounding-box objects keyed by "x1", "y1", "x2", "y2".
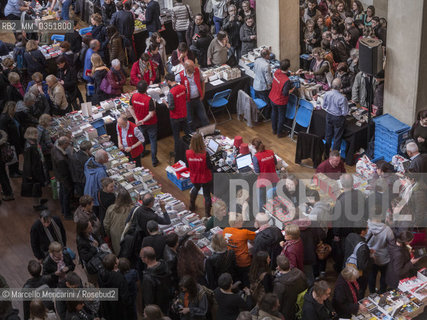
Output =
[
  {"x1": 248, "y1": 251, "x2": 273, "y2": 304},
  {"x1": 104, "y1": 188, "x2": 133, "y2": 255},
  {"x1": 98, "y1": 177, "x2": 116, "y2": 233},
  {"x1": 130, "y1": 52, "x2": 156, "y2": 86},
  {"x1": 352, "y1": 0, "x2": 365, "y2": 21},
  {"x1": 175, "y1": 275, "x2": 208, "y2": 320},
  {"x1": 410, "y1": 109, "x2": 427, "y2": 153},
  {"x1": 186, "y1": 133, "x2": 213, "y2": 217},
  {"x1": 146, "y1": 32, "x2": 167, "y2": 66},
  {"x1": 90, "y1": 53, "x2": 109, "y2": 105},
  {"x1": 177, "y1": 238, "x2": 206, "y2": 285},
  {"x1": 29, "y1": 299, "x2": 56, "y2": 320},
  {"x1": 22, "y1": 127, "x2": 49, "y2": 210}
]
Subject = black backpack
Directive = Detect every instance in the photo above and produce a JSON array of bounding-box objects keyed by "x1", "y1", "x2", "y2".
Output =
[{"x1": 118, "y1": 207, "x2": 144, "y2": 266}]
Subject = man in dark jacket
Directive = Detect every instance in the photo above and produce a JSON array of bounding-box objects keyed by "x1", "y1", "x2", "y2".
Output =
[
  {"x1": 407, "y1": 142, "x2": 427, "y2": 174},
  {"x1": 344, "y1": 225, "x2": 370, "y2": 299},
  {"x1": 111, "y1": 1, "x2": 134, "y2": 42},
  {"x1": 101, "y1": 0, "x2": 116, "y2": 25},
  {"x1": 141, "y1": 220, "x2": 167, "y2": 260},
  {"x1": 186, "y1": 13, "x2": 209, "y2": 46},
  {"x1": 332, "y1": 174, "x2": 367, "y2": 272},
  {"x1": 142, "y1": 0, "x2": 161, "y2": 36},
  {"x1": 51, "y1": 136, "x2": 73, "y2": 219},
  {"x1": 69, "y1": 140, "x2": 92, "y2": 197},
  {"x1": 252, "y1": 213, "x2": 283, "y2": 268},
  {"x1": 30, "y1": 210, "x2": 67, "y2": 261},
  {"x1": 98, "y1": 254, "x2": 132, "y2": 320},
  {"x1": 134, "y1": 193, "x2": 171, "y2": 238},
  {"x1": 273, "y1": 255, "x2": 308, "y2": 320},
  {"x1": 64, "y1": 21, "x2": 82, "y2": 54},
  {"x1": 222, "y1": 4, "x2": 242, "y2": 59},
  {"x1": 140, "y1": 246, "x2": 171, "y2": 314},
  {"x1": 301, "y1": 280, "x2": 335, "y2": 320}
]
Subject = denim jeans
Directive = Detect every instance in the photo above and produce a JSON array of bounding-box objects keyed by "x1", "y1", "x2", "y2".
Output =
[
  {"x1": 139, "y1": 124, "x2": 158, "y2": 164},
  {"x1": 271, "y1": 102, "x2": 286, "y2": 134},
  {"x1": 59, "y1": 183, "x2": 72, "y2": 218},
  {"x1": 61, "y1": 0, "x2": 72, "y2": 20},
  {"x1": 255, "y1": 90, "x2": 271, "y2": 118},
  {"x1": 170, "y1": 117, "x2": 190, "y2": 156},
  {"x1": 213, "y1": 16, "x2": 223, "y2": 34},
  {"x1": 368, "y1": 263, "x2": 387, "y2": 293},
  {"x1": 187, "y1": 98, "x2": 209, "y2": 131},
  {"x1": 325, "y1": 113, "x2": 345, "y2": 156}
]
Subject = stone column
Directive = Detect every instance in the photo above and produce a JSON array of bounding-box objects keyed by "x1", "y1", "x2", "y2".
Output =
[{"x1": 383, "y1": 0, "x2": 427, "y2": 125}]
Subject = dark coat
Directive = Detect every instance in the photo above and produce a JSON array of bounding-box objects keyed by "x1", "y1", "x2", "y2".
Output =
[
  {"x1": 163, "y1": 245, "x2": 178, "y2": 288},
  {"x1": 23, "y1": 141, "x2": 48, "y2": 190},
  {"x1": 92, "y1": 68, "x2": 109, "y2": 105},
  {"x1": 91, "y1": 24, "x2": 108, "y2": 50},
  {"x1": 30, "y1": 217, "x2": 67, "y2": 260},
  {"x1": 143, "y1": 0, "x2": 161, "y2": 33},
  {"x1": 141, "y1": 260, "x2": 171, "y2": 314},
  {"x1": 252, "y1": 226, "x2": 284, "y2": 268},
  {"x1": 142, "y1": 234, "x2": 166, "y2": 260},
  {"x1": 57, "y1": 66, "x2": 78, "y2": 94},
  {"x1": 69, "y1": 150, "x2": 90, "y2": 184},
  {"x1": 300, "y1": 226, "x2": 325, "y2": 265},
  {"x1": 408, "y1": 154, "x2": 427, "y2": 173},
  {"x1": 134, "y1": 206, "x2": 171, "y2": 238},
  {"x1": 98, "y1": 269, "x2": 132, "y2": 320},
  {"x1": 51, "y1": 146, "x2": 73, "y2": 187},
  {"x1": 301, "y1": 287, "x2": 335, "y2": 320},
  {"x1": 101, "y1": 2, "x2": 116, "y2": 25},
  {"x1": 108, "y1": 32, "x2": 126, "y2": 66},
  {"x1": 111, "y1": 9, "x2": 135, "y2": 40},
  {"x1": 214, "y1": 288, "x2": 250, "y2": 320},
  {"x1": 344, "y1": 233, "x2": 371, "y2": 273},
  {"x1": 6, "y1": 84, "x2": 24, "y2": 103},
  {"x1": 273, "y1": 268, "x2": 308, "y2": 320},
  {"x1": 331, "y1": 37, "x2": 349, "y2": 63},
  {"x1": 76, "y1": 233, "x2": 101, "y2": 265},
  {"x1": 191, "y1": 35, "x2": 213, "y2": 68},
  {"x1": 240, "y1": 23, "x2": 256, "y2": 56},
  {"x1": 24, "y1": 50, "x2": 47, "y2": 76},
  {"x1": 333, "y1": 190, "x2": 367, "y2": 238},
  {"x1": 222, "y1": 16, "x2": 242, "y2": 48},
  {"x1": 205, "y1": 250, "x2": 237, "y2": 289},
  {"x1": 64, "y1": 30, "x2": 82, "y2": 53},
  {"x1": 0, "y1": 113, "x2": 22, "y2": 153},
  {"x1": 186, "y1": 21, "x2": 210, "y2": 46},
  {"x1": 386, "y1": 241, "x2": 415, "y2": 289},
  {"x1": 23, "y1": 276, "x2": 54, "y2": 320},
  {"x1": 332, "y1": 274, "x2": 360, "y2": 318},
  {"x1": 42, "y1": 251, "x2": 75, "y2": 287}
]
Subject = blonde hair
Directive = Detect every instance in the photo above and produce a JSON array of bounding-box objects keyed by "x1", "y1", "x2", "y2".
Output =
[
  {"x1": 8, "y1": 72, "x2": 20, "y2": 85},
  {"x1": 211, "y1": 233, "x2": 228, "y2": 252},
  {"x1": 24, "y1": 127, "x2": 38, "y2": 140},
  {"x1": 46, "y1": 74, "x2": 58, "y2": 85},
  {"x1": 189, "y1": 133, "x2": 206, "y2": 154},
  {"x1": 91, "y1": 53, "x2": 105, "y2": 70},
  {"x1": 91, "y1": 13, "x2": 102, "y2": 24},
  {"x1": 212, "y1": 199, "x2": 227, "y2": 219},
  {"x1": 312, "y1": 47, "x2": 325, "y2": 58},
  {"x1": 341, "y1": 265, "x2": 359, "y2": 281},
  {"x1": 2, "y1": 57, "x2": 14, "y2": 68},
  {"x1": 285, "y1": 224, "x2": 300, "y2": 239},
  {"x1": 39, "y1": 114, "x2": 52, "y2": 128},
  {"x1": 2, "y1": 101, "x2": 16, "y2": 116},
  {"x1": 31, "y1": 72, "x2": 43, "y2": 83},
  {"x1": 229, "y1": 212, "x2": 243, "y2": 227},
  {"x1": 48, "y1": 241, "x2": 62, "y2": 253},
  {"x1": 26, "y1": 39, "x2": 39, "y2": 52}
]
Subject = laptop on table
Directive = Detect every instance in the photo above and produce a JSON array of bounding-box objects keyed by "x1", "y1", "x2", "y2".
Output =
[{"x1": 236, "y1": 153, "x2": 253, "y2": 173}]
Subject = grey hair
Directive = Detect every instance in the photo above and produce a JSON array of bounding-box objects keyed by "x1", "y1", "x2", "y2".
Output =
[
  {"x1": 28, "y1": 85, "x2": 40, "y2": 96},
  {"x1": 406, "y1": 141, "x2": 419, "y2": 154},
  {"x1": 94, "y1": 149, "x2": 108, "y2": 162},
  {"x1": 57, "y1": 136, "x2": 70, "y2": 147},
  {"x1": 24, "y1": 92, "x2": 36, "y2": 104},
  {"x1": 340, "y1": 173, "x2": 354, "y2": 189},
  {"x1": 90, "y1": 39, "x2": 100, "y2": 50},
  {"x1": 332, "y1": 78, "x2": 342, "y2": 90},
  {"x1": 46, "y1": 74, "x2": 57, "y2": 84},
  {"x1": 111, "y1": 59, "x2": 121, "y2": 68},
  {"x1": 341, "y1": 265, "x2": 359, "y2": 281},
  {"x1": 350, "y1": 48, "x2": 359, "y2": 59}
]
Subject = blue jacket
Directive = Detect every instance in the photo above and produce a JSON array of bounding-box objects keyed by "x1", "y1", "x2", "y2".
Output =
[
  {"x1": 83, "y1": 48, "x2": 94, "y2": 82},
  {"x1": 143, "y1": 0, "x2": 161, "y2": 33},
  {"x1": 84, "y1": 157, "x2": 107, "y2": 206}
]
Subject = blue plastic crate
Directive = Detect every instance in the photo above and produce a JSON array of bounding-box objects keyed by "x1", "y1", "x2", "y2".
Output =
[
  {"x1": 91, "y1": 119, "x2": 106, "y2": 136},
  {"x1": 167, "y1": 172, "x2": 193, "y2": 191}
]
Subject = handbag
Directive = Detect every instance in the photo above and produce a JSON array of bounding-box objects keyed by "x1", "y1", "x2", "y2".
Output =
[
  {"x1": 86, "y1": 251, "x2": 108, "y2": 274},
  {"x1": 316, "y1": 241, "x2": 332, "y2": 260},
  {"x1": 100, "y1": 76, "x2": 113, "y2": 95},
  {"x1": 21, "y1": 181, "x2": 42, "y2": 198}
]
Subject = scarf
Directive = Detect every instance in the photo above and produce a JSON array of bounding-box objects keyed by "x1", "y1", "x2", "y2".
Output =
[
  {"x1": 13, "y1": 82, "x2": 25, "y2": 97},
  {"x1": 139, "y1": 59, "x2": 152, "y2": 81},
  {"x1": 50, "y1": 251, "x2": 66, "y2": 277},
  {"x1": 43, "y1": 219, "x2": 64, "y2": 247},
  {"x1": 307, "y1": 7, "x2": 317, "y2": 18},
  {"x1": 346, "y1": 280, "x2": 359, "y2": 303}
]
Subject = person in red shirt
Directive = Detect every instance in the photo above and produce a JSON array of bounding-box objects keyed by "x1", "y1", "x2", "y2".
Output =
[
  {"x1": 163, "y1": 73, "x2": 190, "y2": 161},
  {"x1": 315, "y1": 150, "x2": 346, "y2": 179},
  {"x1": 223, "y1": 212, "x2": 256, "y2": 287},
  {"x1": 280, "y1": 223, "x2": 304, "y2": 272},
  {"x1": 116, "y1": 114, "x2": 145, "y2": 167},
  {"x1": 251, "y1": 138, "x2": 279, "y2": 211},
  {"x1": 129, "y1": 80, "x2": 159, "y2": 167},
  {"x1": 269, "y1": 59, "x2": 295, "y2": 138},
  {"x1": 185, "y1": 133, "x2": 213, "y2": 217},
  {"x1": 130, "y1": 53, "x2": 157, "y2": 86}
]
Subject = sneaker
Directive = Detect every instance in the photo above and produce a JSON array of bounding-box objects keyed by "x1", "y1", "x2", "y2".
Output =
[
  {"x1": 2, "y1": 194, "x2": 15, "y2": 201},
  {"x1": 152, "y1": 159, "x2": 160, "y2": 167}
]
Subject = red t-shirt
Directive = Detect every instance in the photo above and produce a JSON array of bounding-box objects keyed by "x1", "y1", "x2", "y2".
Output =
[{"x1": 315, "y1": 159, "x2": 346, "y2": 179}]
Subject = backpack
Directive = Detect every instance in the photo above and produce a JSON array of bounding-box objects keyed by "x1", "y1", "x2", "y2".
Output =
[
  {"x1": 345, "y1": 241, "x2": 366, "y2": 274},
  {"x1": 198, "y1": 285, "x2": 218, "y2": 320},
  {"x1": 295, "y1": 288, "x2": 307, "y2": 320},
  {"x1": 118, "y1": 207, "x2": 144, "y2": 265},
  {"x1": 13, "y1": 46, "x2": 25, "y2": 70}
]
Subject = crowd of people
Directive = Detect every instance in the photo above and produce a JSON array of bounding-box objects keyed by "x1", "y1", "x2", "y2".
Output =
[{"x1": 0, "y1": 0, "x2": 427, "y2": 320}]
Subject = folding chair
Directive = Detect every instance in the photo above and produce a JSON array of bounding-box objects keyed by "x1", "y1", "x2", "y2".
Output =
[
  {"x1": 290, "y1": 98, "x2": 314, "y2": 140},
  {"x1": 207, "y1": 89, "x2": 232, "y2": 124},
  {"x1": 250, "y1": 86, "x2": 268, "y2": 121},
  {"x1": 283, "y1": 93, "x2": 298, "y2": 131}
]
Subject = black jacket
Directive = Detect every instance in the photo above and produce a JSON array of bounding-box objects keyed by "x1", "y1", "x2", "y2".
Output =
[
  {"x1": 91, "y1": 24, "x2": 108, "y2": 50},
  {"x1": 205, "y1": 250, "x2": 237, "y2": 289},
  {"x1": 143, "y1": 0, "x2": 161, "y2": 33},
  {"x1": 111, "y1": 9, "x2": 135, "y2": 40},
  {"x1": 58, "y1": 66, "x2": 78, "y2": 94},
  {"x1": 134, "y1": 206, "x2": 171, "y2": 238},
  {"x1": 344, "y1": 233, "x2": 370, "y2": 274},
  {"x1": 98, "y1": 269, "x2": 132, "y2": 320},
  {"x1": 92, "y1": 68, "x2": 109, "y2": 106},
  {"x1": 76, "y1": 233, "x2": 101, "y2": 265},
  {"x1": 142, "y1": 260, "x2": 171, "y2": 314},
  {"x1": 301, "y1": 287, "x2": 335, "y2": 320},
  {"x1": 222, "y1": 16, "x2": 242, "y2": 48},
  {"x1": 64, "y1": 30, "x2": 82, "y2": 53},
  {"x1": 23, "y1": 141, "x2": 47, "y2": 186},
  {"x1": 214, "y1": 288, "x2": 250, "y2": 320},
  {"x1": 386, "y1": 241, "x2": 415, "y2": 289},
  {"x1": 142, "y1": 234, "x2": 166, "y2": 260},
  {"x1": 52, "y1": 145, "x2": 73, "y2": 187},
  {"x1": 163, "y1": 245, "x2": 178, "y2": 288},
  {"x1": 332, "y1": 274, "x2": 359, "y2": 319},
  {"x1": 42, "y1": 251, "x2": 75, "y2": 287},
  {"x1": 408, "y1": 153, "x2": 427, "y2": 173},
  {"x1": 273, "y1": 268, "x2": 308, "y2": 320},
  {"x1": 6, "y1": 84, "x2": 24, "y2": 103},
  {"x1": 252, "y1": 226, "x2": 284, "y2": 268},
  {"x1": 30, "y1": 217, "x2": 67, "y2": 260},
  {"x1": 300, "y1": 226, "x2": 326, "y2": 265},
  {"x1": 24, "y1": 50, "x2": 47, "y2": 76},
  {"x1": 191, "y1": 35, "x2": 213, "y2": 68},
  {"x1": 22, "y1": 276, "x2": 53, "y2": 320},
  {"x1": 333, "y1": 189, "x2": 367, "y2": 238},
  {"x1": 69, "y1": 150, "x2": 90, "y2": 184},
  {"x1": 186, "y1": 22, "x2": 210, "y2": 46},
  {"x1": 102, "y1": 2, "x2": 116, "y2": 25},
  {"x1": 0, "y1": 113, "x2": 22, "y2": 153}
]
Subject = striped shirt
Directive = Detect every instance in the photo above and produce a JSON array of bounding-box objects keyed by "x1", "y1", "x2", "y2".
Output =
[{"x1": 172, "y1": 3, "x2": 193, "y2": 32}]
